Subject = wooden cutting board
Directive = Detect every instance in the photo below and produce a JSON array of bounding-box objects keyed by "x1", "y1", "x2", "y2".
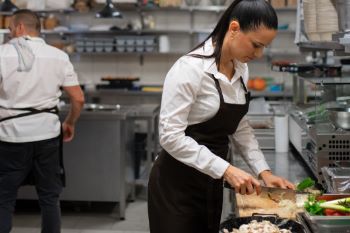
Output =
[{"x1": 235, "y1": 193, "x2": 303, "y2": 219}]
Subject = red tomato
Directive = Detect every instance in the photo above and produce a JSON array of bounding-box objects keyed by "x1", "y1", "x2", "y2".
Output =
[
  {"x1": 324, "y1": 209, "x2": 337, "y2": 216},
  {"x1": 324, "y1": 209, "x2": 348, "y2": 216}
]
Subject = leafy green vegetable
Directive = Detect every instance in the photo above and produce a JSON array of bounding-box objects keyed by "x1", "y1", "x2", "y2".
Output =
[
  {"x1": 304, "y1": 195, "x2": 325, "y2": 215},
  {"x1": 297, "y1": 177, "x2": 316, "y2": 191}
]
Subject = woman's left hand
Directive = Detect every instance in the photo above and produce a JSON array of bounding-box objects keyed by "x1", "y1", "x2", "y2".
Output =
[{"x1": 259, "y1": 170, "x2": 295, "y2": 190}]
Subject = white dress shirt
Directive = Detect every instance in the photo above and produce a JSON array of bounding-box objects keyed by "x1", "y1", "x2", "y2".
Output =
[
  {"x1": 159, "y1": 38, "x2": 270, "y2": 179},
  {"x1": 0, "y1": 37, "x2": 79, "y2": 143}
]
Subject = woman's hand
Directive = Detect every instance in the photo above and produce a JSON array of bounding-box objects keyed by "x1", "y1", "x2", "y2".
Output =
[
  {"x1": 259, "y1": 170, "x2": 295, "y2": 189},
  {"x1": 223, "y1": 165, "x2": 261, "y2": 195}
]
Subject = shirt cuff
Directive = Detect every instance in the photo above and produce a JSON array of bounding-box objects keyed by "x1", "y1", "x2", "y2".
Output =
[
  {"x1": 250, "y1": 158, "x2": 270, "y2": 177},
  {"x1": 210, "y1": 157, "x2": 230, "y2": 179}
]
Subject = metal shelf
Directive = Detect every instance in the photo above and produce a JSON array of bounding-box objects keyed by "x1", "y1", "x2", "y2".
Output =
[
  {"x1": 298, "y1": 76, "x2": 350, "y2": 85},
  {"x1": 0, "y1": 28, "x2": 214, "y2": 36},
  {"x1": 250, "y1": 90, "x2": 293, "y2": 97},
  {"x1": 298, "y1": 41, "x2": 344, "y2": 52},
  {"x1": 0, "y1": 6, "x2": 296, "y2": 16},
  {"x1": 266, "y1": 48, "x2": 301, "y2": 56},
  {"x1": 70, "y1": 51, "x2": 182, "y2": 56},
  {"x1": 133, "y1": 5, "x2": 297, "y2": 12},
  {"x1": 0, "y1": 8, "x2": 75, "y2": 16}
]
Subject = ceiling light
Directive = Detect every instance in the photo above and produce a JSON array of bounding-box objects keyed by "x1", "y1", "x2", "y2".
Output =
[
  {"x1": 96, "y1": 0, "x2": 122, "y2": 18},
  {"x1": 0, "y1": 0, "x2": 18, "y2": 12}
]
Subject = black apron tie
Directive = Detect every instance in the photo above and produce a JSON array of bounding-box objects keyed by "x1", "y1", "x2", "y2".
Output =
[
  {"x1": 0, "y1": 106, "x2": 59, "y2": 123},
  {"x1": 0, "y1": 105, "x2": 65, "y2": 186}
]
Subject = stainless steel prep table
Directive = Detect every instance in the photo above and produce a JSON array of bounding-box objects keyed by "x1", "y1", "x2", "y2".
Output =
[
  {"x1": 127, "y1": 104, "x2": 160, "y2": 181},
  {"x1": 231, "y1": 149, "x2": 315, "y2": 187},
  {"x1": 18, "y1": 105, "x2": 138, "y2": 220}
]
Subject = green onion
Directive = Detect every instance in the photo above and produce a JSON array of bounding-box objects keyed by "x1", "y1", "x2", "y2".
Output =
[
  {"x1": 319, "y1": 197, "x2": 350, "y2": 213},
  {"x1": 320, "y1": 203, "x2": 350, "y2": 213},
  {"x1": 321, "y1": 197, "x2": 350, "y2": 205}
]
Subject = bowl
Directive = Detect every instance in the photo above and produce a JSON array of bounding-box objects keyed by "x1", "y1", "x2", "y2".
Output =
[{"x1": 327, "y1": 107, "x2": 350, "y2": 130}]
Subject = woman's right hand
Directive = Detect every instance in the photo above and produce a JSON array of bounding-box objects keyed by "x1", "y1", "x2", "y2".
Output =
[{"x1": 223, "y1": 165, "x2": 261, "y2": 195}]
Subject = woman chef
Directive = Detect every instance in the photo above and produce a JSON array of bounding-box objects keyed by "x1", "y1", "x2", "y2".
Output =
[{"x1": 148, "y1": 0, "x2": 295, "y2": 232}]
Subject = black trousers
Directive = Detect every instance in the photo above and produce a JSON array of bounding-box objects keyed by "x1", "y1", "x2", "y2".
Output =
[{"x1": 0, "y1": 137, "x2": 63, "y2": 233}]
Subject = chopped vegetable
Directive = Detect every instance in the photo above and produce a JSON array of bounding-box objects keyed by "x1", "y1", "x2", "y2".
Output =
[
  {"x1": 297, "y1": 177, "x2": 316, "y2": 191},
  {"x1": 319, "y1": 197, "x2": 350, "y2": 213},
  {"x1": 305, "y1": 196, "x2": 350, "y2": 216},
  {"x1": 304, "y1": 195, "x2": 325, "y2": 215},
  {"x1": 322, "y1": 197, "x2": 350, "y2": 206},
  {"x1": 324, "y1": 209, "x2": 350, "y2": 216}
]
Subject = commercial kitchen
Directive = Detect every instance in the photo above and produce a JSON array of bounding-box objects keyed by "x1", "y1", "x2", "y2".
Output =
[{"x1": 0, "y1": 0, "x2": 349, "y2": 232}]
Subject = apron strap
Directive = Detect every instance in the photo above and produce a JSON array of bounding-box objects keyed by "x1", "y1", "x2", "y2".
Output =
[
  {"x1": 239, "y1": 76, "x2": 251, "y2": 102},
  {"x1": 209, "y1": 74, "x2": 225, "y2": 104},
  {"x1": 239, "y1": 76, "x2": 249, "y2": 93},
  {"x1": 0, "y1": 106, "x2": 59, "y2": 123}
]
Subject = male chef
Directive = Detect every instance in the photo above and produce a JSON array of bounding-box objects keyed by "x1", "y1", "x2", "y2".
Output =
[{"x1": 0, "y1": 9, "x2": 84, "y2": 233}]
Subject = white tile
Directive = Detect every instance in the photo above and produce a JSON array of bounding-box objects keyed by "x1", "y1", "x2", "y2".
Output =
[
  {"x1": 12, "y1": 200, "x2": 149, "y2": 232},
  {"x1": 61, "y1": 229, "x2": 81, "y2": 233},
  {"x1": 73, "y1": 215, "x2": 116, "y2": 230},
  {"x1": 81, "y1": 231, "x2": 148, "y2": 233},
  {"x1": 11, "y1": 227, "x2": 37, "y2": 233},
  {"x1": 61, "y1": 229, "x2": 82, "y2": 233},
  {"x1": 12, "y1": 214, "x2": 40, "y2": 227}
]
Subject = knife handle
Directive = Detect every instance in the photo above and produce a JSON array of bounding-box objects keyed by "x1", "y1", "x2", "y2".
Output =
[{"x1": 223, "y1": 181, "x2": 233, "y2": 189}]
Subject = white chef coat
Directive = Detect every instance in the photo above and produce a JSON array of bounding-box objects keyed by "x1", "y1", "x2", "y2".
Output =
[
  {"x1": 159, "y1": 38, "x2": 270, "y2": 179},
  {"x1": 0, "y1": 37, "x2": 79, "y2": 143}
]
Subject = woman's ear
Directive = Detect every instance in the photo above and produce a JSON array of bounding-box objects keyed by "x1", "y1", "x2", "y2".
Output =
[{"x1": 229, "y1": 20, "x2": 240, "y2": 37}]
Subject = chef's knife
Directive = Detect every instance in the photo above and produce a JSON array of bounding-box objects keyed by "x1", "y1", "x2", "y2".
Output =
[{"x1": 223, "y1": 181, "x2": 308, "y2": 201}]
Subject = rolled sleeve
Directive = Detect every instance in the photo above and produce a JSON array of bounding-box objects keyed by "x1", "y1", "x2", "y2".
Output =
[{"x1": 231, "y1": 117, "x2": 270, "y2": 176}]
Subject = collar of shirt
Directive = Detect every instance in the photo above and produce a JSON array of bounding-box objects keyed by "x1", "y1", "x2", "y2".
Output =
[
  {"x1": 190, "y1": 38, "x2": 246, "y2": 85},
  {"x1": 23, "y1": 36, "x2": 45, "y2": 44}
]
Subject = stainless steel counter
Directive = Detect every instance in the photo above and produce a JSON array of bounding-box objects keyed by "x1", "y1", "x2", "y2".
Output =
[
  {"x1": 231, "y1": 149, "x2": 314, "y2": 183},
  {"x1": 17, "y1": 103, "x2": 160, "y2": 220}
]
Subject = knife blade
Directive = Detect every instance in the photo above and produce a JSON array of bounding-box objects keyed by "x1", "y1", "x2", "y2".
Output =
[{"x1": 223, "y1": 181, "x2": 308, "y2": 202}]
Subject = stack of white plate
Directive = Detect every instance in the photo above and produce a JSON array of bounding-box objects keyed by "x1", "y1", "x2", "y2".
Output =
[
  {"x1": 303, "y1": 0, "x2": 318, "y2": 40},
  {"x1": 316, "y1": 0, "x2": 339, "y2": 41},
  {"x1": 303, "y1": 0, "x2": 339, "y2": 41}
]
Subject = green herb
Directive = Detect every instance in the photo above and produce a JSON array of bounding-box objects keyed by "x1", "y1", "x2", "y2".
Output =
[
  {"x1": 297, "y1": 177, "x2": 316, "y2": 191},
  {"x1": 339, "y1": 200, "x2": 350, "y2": 209},
  {"x1": 304, "y1": 195, "x2": 325, "y2": 215}
]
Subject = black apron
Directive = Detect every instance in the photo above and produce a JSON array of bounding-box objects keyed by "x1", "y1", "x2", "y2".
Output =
[
  {"x1": 0, "y1": 106, "x2": 65, "y2": 186},
  {"x1": 148, "y1": 74, "x2": 250, "y2": 233}
]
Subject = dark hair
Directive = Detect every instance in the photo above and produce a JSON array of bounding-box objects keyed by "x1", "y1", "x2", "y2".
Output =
[
  {"x1": 190, "y1": 0, "x2": 278, "y2": 66},
  {"x1": 13, "y1": 9, "x2": 41, "y2": 33}
]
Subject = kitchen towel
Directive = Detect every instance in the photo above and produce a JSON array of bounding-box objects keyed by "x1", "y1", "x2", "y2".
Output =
[
  {"x1": 274, "y1": 114, "x2": 289, "y2": 153},
  {"x1": 9, "y1": 36, "x2": 35, "y2": 72}
]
